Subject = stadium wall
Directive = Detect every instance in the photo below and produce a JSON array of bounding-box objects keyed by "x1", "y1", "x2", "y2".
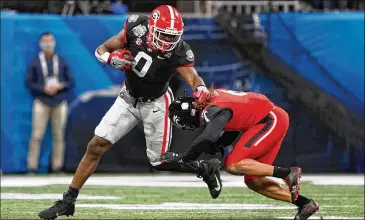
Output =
[
  {"x1": 259, "y1": 12, "x2": 364, "y2": 119},
  {"x1": 1, "y1": 12, "x2": 363, "y2": 173}
]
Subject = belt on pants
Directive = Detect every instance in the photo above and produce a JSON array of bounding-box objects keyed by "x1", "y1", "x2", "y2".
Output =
[
  {"x1": 133, "y1": 96, "x2": 159, "y2": 108},
  {"x1": 119, "y1": 87, "x2": 160, "y2": 107}
]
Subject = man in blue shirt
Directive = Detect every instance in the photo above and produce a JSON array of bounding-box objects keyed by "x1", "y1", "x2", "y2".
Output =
[
  {"x1": 111, "y1": 0, "x2": 128, "y2": 14},
  {"x1": 26, "y1": 32, "x2": 75, "y2": 173}
]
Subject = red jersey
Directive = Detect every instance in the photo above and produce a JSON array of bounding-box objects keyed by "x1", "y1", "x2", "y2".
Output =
[{"x1": 207, "y1": 89, "x2": 275, "y2": 130}]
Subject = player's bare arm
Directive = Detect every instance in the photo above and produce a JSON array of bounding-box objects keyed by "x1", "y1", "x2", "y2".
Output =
[
  {"x1": 97, "y1": 28, "x2": 125, "y2": 55},
  {"x1": 94, "y1": 28, "x2": 133, "y2": 71},
  {"x1": 177, "y1": 66, "x2": 206, "y2": 91}
]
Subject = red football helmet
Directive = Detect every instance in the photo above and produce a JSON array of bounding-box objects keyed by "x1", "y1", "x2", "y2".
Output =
[{"x1": 147, "y1": 5, "x2": 184, "y2": 52}]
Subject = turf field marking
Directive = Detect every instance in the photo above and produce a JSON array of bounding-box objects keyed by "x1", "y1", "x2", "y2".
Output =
[
  {"x1": 75, "y1": 203, "x2": 359, "y2": 210},
  {"x1": 1, "y1": 175, "x2": 363, "y2": 187},
  {"x1": 321, "y1": 205, "x2": 359, "y2": 208},
  {"x1": 76, "y1": 203, "x2": 297, "y2": 210},
  {"x1": 0, "y1": 193, "x2": 120, "y2": 200},
  {"x1": 321, "y1": 197, "x2": 363, "y2": 201}
]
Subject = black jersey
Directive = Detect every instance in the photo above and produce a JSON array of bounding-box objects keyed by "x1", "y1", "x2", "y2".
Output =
[{"x1": 122, "y1": 15, "x2": 194, "y2": 99}]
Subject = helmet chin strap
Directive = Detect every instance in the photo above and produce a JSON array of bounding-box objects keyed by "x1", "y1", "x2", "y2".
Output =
[{"x1": 146, "y1": 32, "x2": 158, "y2": 51}]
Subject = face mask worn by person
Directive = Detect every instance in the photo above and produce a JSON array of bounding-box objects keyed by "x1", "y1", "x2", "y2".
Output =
[{"x1": 40, "y1": 41, "x2": 56, "y2": 53}]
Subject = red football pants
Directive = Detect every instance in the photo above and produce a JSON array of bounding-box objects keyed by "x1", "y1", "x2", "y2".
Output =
[{"x1": 224, "y1": 106, "x2": 289, "y2": 181}]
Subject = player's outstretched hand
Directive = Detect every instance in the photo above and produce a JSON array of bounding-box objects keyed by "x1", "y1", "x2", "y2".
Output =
[
  {"x1": 160, "y1": 151, "x2": 183, "y2": 163},
  {"x1": 193, "y1": 85, "x2": 209, "y2": 104},
  {"x1": 108, "y1": 49, "x2": 134, "y2": 71}
]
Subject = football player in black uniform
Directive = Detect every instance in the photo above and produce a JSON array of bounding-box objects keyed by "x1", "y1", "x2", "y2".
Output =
[{"x1": 38, "y1": 5, "x2": 222, "y2": 220}]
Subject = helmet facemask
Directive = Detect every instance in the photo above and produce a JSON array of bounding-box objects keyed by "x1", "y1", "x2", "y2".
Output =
[{"x1": 148, "y1": 25, "x2": 182, "y2": 52}]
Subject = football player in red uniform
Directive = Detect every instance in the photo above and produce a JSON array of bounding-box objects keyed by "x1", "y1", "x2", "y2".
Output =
[
  {"x1": 163, "y1": 88, "x2": 320, "y2": 220},
  {"x1": 38, "y1": 5, "x2": 222, "y2": 220}
]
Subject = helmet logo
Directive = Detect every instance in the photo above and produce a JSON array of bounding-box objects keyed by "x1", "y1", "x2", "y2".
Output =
[
  {"x1": 152, "y1": 10, "x2": 160, "y2": 21},
  {"x1": 202, "y1": 110, "x2": 210, "y2": 123},
  {"x1": 172, "y1": 115, "x2": 184, "y2": 129}
]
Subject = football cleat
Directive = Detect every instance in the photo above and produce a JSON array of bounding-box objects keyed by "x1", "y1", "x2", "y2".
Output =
[
  {"x1": 160, "y1": 151, "x2": 183, "y2": 163},
  {"x1": 39, "y1": 192, "x2": 75, "y2": 220},
  {"x1": 294, "y1": 199, "x2": 320, "y2": 220},
  {"x1": 284, "y1": 167, "x2": 302, "y2": 203},
  {"x1": 198, "y1": 158, "x2": 223, "y2": 199}
]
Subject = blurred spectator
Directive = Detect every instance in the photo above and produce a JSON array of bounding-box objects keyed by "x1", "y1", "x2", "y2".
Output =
[
  {"x1": 199, "y1": 0, "x2": 207, "y2": 13},
  {"x1": 111, "y1": 0, "x2": 128, "y2": 15},
  {"x1": 26, "y1": 32, "x2": 75, "y2": 174},
  {"x1": 305, "y1": 0, "x2": 363, "y2": 10}
]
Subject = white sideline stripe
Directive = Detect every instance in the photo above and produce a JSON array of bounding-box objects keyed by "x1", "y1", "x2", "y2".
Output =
[
  {"x1": 253, "y1": 111, "x2": 277, "y2": 146},
  {"x1": 0, "y1": 193, "x2": 120, "y2": 200},
  {"x1": 0, "y1": 193, "x2": 362, "y2": 203},
  {"x1": 75, "y1": 203, "x2": 360, "y2": 211},
  {"x1": 310, "y1": 180, "x2": 365, "y2": 186},
  {"x1": 277, "y1": 217, "x2": 364, "y2": 220},
  {"x1": 1, "y1": 175, "x2": 364, "y2": 187},
  {"x1": 76, "y1": 203, "x2": 296, "y2": 210},
  {"x1": 322, "y1": 198, "x2": 362, "y2": 201},
  {"x1": 167, "y1": 5, "x2": 174, "y2": 29}
]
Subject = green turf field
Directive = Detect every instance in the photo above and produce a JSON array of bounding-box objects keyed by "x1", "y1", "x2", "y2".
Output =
[{"x1": 1, "y1": 174, "x2": 364, "y2": 219}]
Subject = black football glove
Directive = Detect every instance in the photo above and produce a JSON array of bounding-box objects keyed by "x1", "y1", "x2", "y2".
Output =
[{"x1": 160, "y1": 151, "x2": 184, "y2": 163}]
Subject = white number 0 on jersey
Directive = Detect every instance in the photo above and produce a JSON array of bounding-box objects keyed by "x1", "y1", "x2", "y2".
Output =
[
  {"x1": 220, "y1": 90, "x2": 248, "y2": 96},
  {"x1": 132, "y1": 51, "x2": 153, "y2": 77}
]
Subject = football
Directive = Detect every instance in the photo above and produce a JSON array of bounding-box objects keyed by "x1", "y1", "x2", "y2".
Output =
[{"x1": 115, "y1": 49, "x2": 134, "y2": 62}]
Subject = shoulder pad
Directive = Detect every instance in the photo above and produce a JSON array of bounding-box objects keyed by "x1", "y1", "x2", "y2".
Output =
[
  {"x1": 174, "y1": 40, "x2": 190, "y2": 56},
  {"x1": 125, "y1": 15, "x2": 148, "y2": 31},
  {"x1": 173, "y1": 40, "x2": 194, "y2": 64}
]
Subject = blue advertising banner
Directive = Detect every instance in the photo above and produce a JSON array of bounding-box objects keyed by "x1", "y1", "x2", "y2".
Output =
[{"x1": 259, "y1": 12, "x2": 364, "y2": 118}]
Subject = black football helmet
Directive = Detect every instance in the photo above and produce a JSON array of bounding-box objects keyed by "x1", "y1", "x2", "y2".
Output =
[{"x1": 169, "y1": 96, "x2": 201, "y2": 130}]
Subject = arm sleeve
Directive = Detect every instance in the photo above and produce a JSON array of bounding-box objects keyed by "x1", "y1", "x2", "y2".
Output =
[
  {"x1": 181, "y1": 109, "x2": 233, "y2": 162},
  {"x1": 25, "y1": 60, "x2": 44, "y2": 93},
  {"x1": 214, "y1": 131, "x2": 241, "y2": 147}
]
